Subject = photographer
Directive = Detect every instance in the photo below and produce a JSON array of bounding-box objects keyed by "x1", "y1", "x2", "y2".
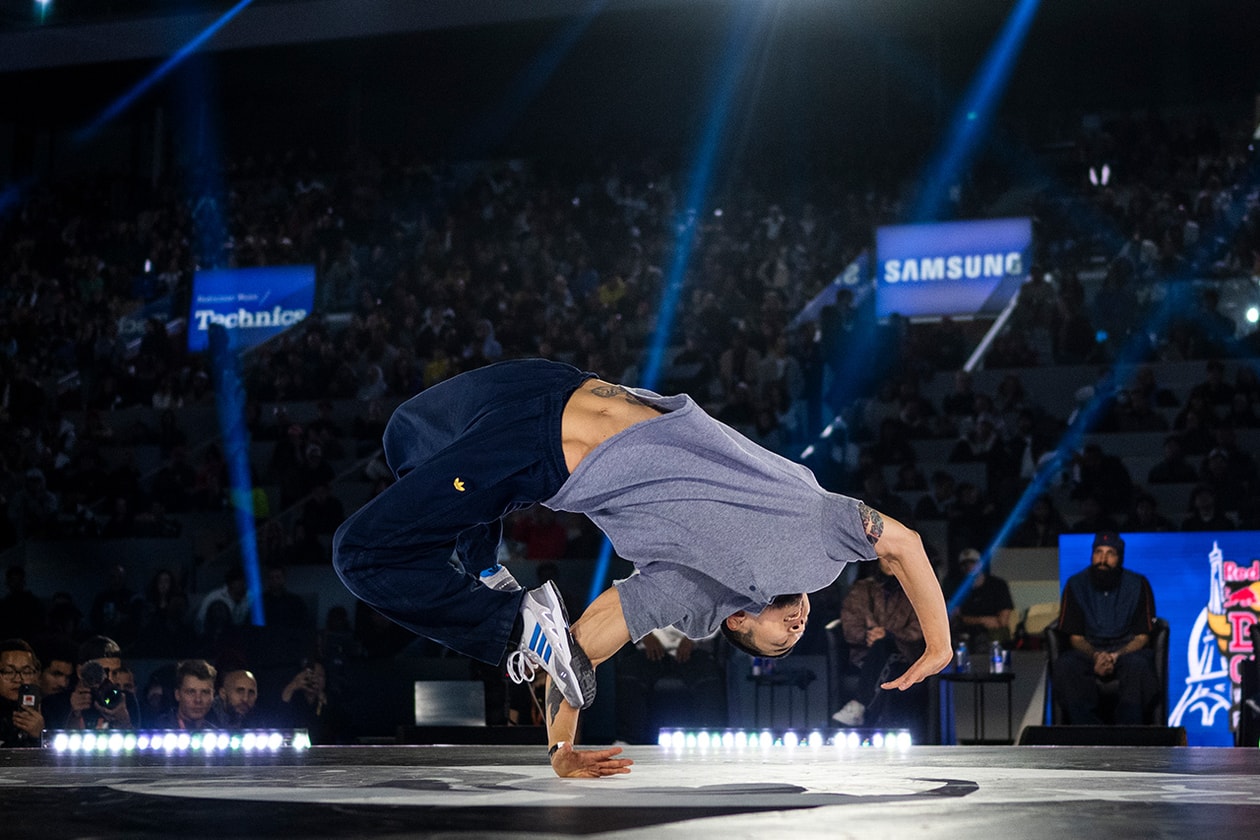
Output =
[
  {"x1": 278, "y1": 658, "x2": 349, "y2": 744},
  {"x1": 43, "y1": 636, "x2": 140, "y2": 730},
  {"x1": 1, "y1": 639, "x2": 45, "y2": 747}
]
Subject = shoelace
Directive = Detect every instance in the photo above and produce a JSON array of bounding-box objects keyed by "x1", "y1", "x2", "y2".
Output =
[{"x1": 505, "y1": 649, "x2": 538, "y2": 684}]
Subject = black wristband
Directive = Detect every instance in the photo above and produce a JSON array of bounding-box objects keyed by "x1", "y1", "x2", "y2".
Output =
[{"x1": 548, "y1": 742, "x2": 565, "y2": 758}]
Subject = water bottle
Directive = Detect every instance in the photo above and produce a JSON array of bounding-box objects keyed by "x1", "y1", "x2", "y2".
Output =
[
  {"x1": 989, "y1": 640, "x2": 1006, "y2": 674},
  {"x1": 479, "y1": 564, "x2": 521, "y2": 592},
  {"x1": 954, "y1": 640, "x2": 970, "y2": 673}
]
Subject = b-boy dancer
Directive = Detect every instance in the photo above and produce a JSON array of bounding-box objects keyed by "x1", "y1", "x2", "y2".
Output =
[{"x1": 333, "y1": 359, "x2": 950, "y2": 777}]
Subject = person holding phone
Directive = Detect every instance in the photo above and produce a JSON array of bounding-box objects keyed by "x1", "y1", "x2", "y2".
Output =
[{"x1": 0, "y1": 638, "x2": 44, "y2": 747}]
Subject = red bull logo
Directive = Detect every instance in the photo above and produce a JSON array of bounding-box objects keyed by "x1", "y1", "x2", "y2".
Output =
[
  {"x1": 1222, "y1": 586, "x2": 1260, "y2": 609},
  {"x1": 1207, "y1": 550, "x2": 1259, "y2": 683},
  {"x1": 1171, "y1": 538, "x2": 1257, "y2": 739}
]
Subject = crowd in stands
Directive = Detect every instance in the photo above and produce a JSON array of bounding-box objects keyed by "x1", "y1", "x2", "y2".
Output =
[{"x1": 1, "y1": 104, "x2": 1258, "y2": 742}]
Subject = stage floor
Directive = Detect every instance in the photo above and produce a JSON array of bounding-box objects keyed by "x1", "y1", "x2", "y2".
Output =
[{"x1": 3, "y1": 743, "x2": 1259, "y2": 838}]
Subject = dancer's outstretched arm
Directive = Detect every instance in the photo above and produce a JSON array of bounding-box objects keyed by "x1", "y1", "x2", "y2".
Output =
[{"x1": 545, "y1": 587, "x2": 635, "y2": 778}]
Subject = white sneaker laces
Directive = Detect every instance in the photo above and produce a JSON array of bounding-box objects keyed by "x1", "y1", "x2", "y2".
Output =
[{"x1": 505, "y1": 649, "x2": 538, "y2": 684}]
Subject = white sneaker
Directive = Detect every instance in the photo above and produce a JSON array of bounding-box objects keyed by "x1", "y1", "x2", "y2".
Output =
[
  {"x1": 505, "y1": 581, "x2": 596, "y2": 709},
  {"x1": 831, "y1": 699, "x2": 866, "y2": 726}
]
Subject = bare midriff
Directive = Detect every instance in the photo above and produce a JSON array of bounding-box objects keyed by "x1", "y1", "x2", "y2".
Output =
[{"x1": 561, "y1": 379, "x2": 665, "y2": 473}]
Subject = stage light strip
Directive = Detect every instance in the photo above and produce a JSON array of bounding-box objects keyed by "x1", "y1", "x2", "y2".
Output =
[
  {"x1": 656, "y1": 728, "x2": 912, "y2": 751},
  {"x1": 44, "y1": 729, "x2": 311, "y2": 754}
]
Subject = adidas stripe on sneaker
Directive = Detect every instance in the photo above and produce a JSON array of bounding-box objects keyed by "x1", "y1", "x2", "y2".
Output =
[{"x1": 505, "y1": 580, "x2": 597, "y2": 709}]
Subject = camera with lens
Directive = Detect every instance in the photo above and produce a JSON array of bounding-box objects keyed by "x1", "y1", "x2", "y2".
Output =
[{"x1": 79, "y1": 661, "x2": 124, "y2": 710}]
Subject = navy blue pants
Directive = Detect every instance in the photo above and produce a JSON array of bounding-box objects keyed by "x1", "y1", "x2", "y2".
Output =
[
  {"x1": 332, "y1": 359, "x2": 596, "y2": 664},
  {"x1": 1052, "y1": 648, "x2": 1158, "y2": 725}
]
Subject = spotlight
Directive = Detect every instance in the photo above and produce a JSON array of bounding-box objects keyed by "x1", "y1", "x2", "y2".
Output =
[{"x1": 1246, "y1": 306, "x2": 1258, "y2": 324}]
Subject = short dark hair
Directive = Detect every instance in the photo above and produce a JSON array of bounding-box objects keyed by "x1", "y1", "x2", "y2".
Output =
[
  {"x1": 175, "y1": 658, "x2": 217, "y2": 687},
  {"x1": 0, "y1": 638, "x2": 39, "y2": 671},
  {"x1": 718, "y1": 618, "x2": 792, "y2": 660}
]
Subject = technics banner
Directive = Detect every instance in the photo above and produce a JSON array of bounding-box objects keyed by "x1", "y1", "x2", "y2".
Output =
[{"x1": 187, "y1": 265, "x2": 315, "y2": 353}]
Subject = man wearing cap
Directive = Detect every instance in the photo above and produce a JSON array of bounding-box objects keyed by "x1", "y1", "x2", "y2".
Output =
[
  {"x1": 41, "y1": 635, "x2": 141, "y2": 730},
  {"x1": 1052, "y1": 531, "x2": 1158, "y2": 725},
  {"x1": 952, "y1": 548, "x2": 1014, "y2": 647}
]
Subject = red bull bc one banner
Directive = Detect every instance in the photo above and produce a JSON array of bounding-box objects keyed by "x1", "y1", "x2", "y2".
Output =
[{"x1": 1059, "y1": 532, "x2": 1260, "y2": 746}]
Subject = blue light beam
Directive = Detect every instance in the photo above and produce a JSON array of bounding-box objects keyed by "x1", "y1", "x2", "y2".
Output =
[
  {"x1": 208, "y1": 324, "x2": 266, "y2": 627},
  {"x1": 73, "y1": 0, "x2": 255, "y2": 145},
  {"x1": 587, "y1": 2, "x2": 764, "y2": 605},
  {"x1": 640, "y1": 1, "x2": 764, "y2": 389},
  {"x1": 911, "y1": 0, "x2": 1041, "y2": 222}
]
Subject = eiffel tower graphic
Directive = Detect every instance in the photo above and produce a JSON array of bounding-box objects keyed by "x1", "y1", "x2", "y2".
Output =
[{"x1": 1170, "y1": 542, "x2": 1234, "y2": 729}]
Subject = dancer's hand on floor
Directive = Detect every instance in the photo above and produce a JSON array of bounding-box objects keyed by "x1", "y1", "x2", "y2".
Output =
[
  {"x1": 549, "y1": 742, "x2": 634, "y2": 778},
  {"x1": 881, "y1": 646, "x2": 953, "y2": 691}
]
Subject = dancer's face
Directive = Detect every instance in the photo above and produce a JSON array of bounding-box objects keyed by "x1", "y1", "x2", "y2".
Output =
[{"x1": 730, "y1": 593, "x2": 811, "y2": 657}]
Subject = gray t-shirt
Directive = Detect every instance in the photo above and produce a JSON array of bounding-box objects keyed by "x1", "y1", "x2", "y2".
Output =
[{"x1": 543, "y1": 388, "x2": 876, "y2": 641}]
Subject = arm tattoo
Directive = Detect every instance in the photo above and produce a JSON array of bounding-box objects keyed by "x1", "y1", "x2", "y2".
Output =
[
  {"x1": 858, "y1": 501, "x2": 884, "y2": 547},
  {"x1": 547, "y1": 680, "x2": 563, "y2": 725},
  {"x1": 589, "y1": 384, "x2": 649, "y2": 407}
]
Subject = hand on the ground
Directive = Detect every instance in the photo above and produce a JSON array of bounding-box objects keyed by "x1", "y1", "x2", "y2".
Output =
[
  {"x1": 881, "y1": 646, "x2": 952, "y2": 691},
  {"x1": 549, "y1": 742, "x2": 634, "y2": 778}
]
